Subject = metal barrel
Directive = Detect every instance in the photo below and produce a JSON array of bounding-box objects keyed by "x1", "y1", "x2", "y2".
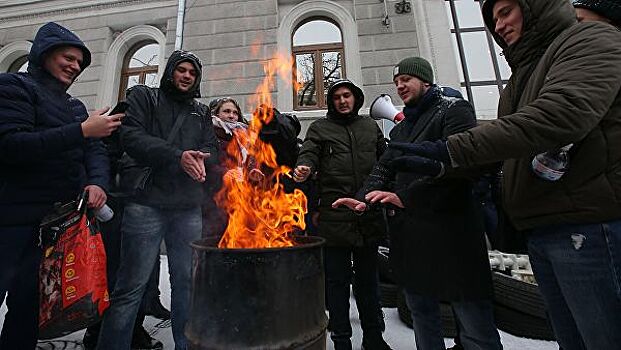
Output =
[{"x1": 186, "y1": 235, "x2": 327, "y2": 350}]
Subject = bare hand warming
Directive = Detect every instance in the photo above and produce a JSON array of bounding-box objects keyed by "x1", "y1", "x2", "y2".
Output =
[
  {"x1": 332, "y1": 198, "x2": 368, "y2": 212},
  {"x1": 181, "y1": 150, "x2": 210, "y2": 183},
  {"x1": 365, "y1": 190, "x2": 404, "y2": 208},
  {"x1": 81, "y1": 107, "x2": 124, "y2": 138}
]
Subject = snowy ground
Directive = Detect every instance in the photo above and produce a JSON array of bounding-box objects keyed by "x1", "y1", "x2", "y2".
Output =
[{"x1": 1, "y1": 256, "x2": 559, "y2": 349}]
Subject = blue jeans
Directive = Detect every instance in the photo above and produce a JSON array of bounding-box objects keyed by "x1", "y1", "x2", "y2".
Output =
[
  {"x1": 324, "y1": 245, "x2": 384, "y2": 349},
  {"x1": 97, "y1": 203, "x2": 202, "y2": 350},
  {"x1": 0, "y1": 225, "x2": 41, "y2": 349},
  {"x1": 404, "y1": 291, "x2": 502, "y2": 350},
  {"x1": 528, "y1": 219, "x2": 621, "y2": 350}
]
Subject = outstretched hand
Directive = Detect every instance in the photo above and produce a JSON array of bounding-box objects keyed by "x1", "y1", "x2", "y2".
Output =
[
  {"x1": 332, "y1": 198, "x2": 367, "y2": 212},
  {"x1": 365, "y1": 190, "x2": 404, "y2": 208},
  {"x1": 181, "y1": 150, "x2": 210, "y2": 183}
]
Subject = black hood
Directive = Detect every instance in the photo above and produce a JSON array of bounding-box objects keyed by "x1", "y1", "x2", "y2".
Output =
[
  {"x1": 160, "y1": 50, "x2": 203, "y2": 100},
  {"x1": 27, "y1": 22, "x2": 91, "y2": 88},
  {"x1": 326, "y1": 79, "x2": 364, "y2": 119}
]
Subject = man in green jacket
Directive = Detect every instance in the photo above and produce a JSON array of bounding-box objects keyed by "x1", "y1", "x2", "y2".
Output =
[
  {"x1": 390, "y1": 0, "x2": 621, "y2": 348},
  {"x1": 294, "y1": 80, "x2": 390, "y2": 350}
]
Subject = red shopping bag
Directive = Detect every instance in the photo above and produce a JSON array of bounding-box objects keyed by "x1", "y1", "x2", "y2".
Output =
[{"x1": 38, "y1": 193, "x2": 110, "y2": 339}]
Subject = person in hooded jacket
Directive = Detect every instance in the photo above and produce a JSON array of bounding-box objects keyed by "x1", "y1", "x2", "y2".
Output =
[
  {"x1": 0, "y1": 22, "x2": 119, "y2": 348},
  {"x1": 96, "y1": 50, "x2": 218, "y2": 350},
  {"x1": 573, "y1": 0, "x2": 621, "y2": 29},
  {"x1": 388, "y1": 0, "x2": 621, "y2": 348},
  {"x1": 293, "y1": 80, "x2": 390, "y2": 350}
]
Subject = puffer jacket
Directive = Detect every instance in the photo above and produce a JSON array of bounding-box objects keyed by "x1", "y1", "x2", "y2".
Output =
[
  {"x1": 296, "y1": 80, "x2": 387, "y2": 246},
  {"x1": 448, "y1": 0, "x2": 621, "y2": 230},
  {"x1": 120, "y1": 51, "x2": 219, "y2": 208},
  {"x1": 0, "y1": 22, "x2": 108, "y2": 226}
]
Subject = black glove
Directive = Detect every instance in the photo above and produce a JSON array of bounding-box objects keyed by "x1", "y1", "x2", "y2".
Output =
[
  {"x1": 389, "y1": 140, "x2": 450, "y2": 164},
  {"x1": 391, "y1": 155, "x2": 445, "y2": 177}
]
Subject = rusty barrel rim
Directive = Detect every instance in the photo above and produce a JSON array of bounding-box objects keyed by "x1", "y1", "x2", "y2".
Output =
[{"x1": 190, "y1": 235, "x2": 325, "y2": 252}]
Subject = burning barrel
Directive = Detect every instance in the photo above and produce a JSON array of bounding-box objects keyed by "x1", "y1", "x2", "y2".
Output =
[{"x1": 186, "y1": 235, "x2": 327, "y2": 350}]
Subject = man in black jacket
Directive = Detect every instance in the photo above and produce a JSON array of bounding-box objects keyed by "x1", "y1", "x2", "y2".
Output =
[
  {"x1": 334, "y1": 57, "x2": 501, "y2": 350},
  {"x1": 97, "y1": 50, "x2": 218, "y2": 350},
  {"x1": 0, "y1": 22, "x2": 119, "y2": 348}
]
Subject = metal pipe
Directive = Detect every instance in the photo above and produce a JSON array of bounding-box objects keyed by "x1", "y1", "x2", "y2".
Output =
[{"x1": 175, "y1": 0, "x2": 186, "y2": 50}]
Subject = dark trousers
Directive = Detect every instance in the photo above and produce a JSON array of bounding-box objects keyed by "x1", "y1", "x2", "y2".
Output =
[
  {"x1": 86, "y1": 198, "x2": 162, "y2": 341},
  {"x1": 324, "y1": 245, "x2": 383, "y2": 349},
  {"x1": 528, "y1": 220, "x2": 621, "y2": 350},
  {"x1": 0, "y1": 224, "x2": 41, "y2": 349}
]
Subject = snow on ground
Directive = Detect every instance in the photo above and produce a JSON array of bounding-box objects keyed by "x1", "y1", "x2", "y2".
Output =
[{"x1": 1, "y1": 256, "x2": 559, "y2": 349}]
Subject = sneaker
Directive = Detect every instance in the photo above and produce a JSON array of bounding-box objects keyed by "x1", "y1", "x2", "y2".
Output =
[
  {"x1": 131, "y1": 326, "x2": 163, "y2": 350},
  {"x1": 143, "y1": 300, "x2": 171, "y2": 320}
]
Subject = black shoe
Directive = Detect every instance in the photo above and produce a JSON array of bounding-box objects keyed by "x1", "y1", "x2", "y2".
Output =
[
  {"x1": 143, "y1": 300, "x2": 171, "y2": 320},
  {"x1": 361, "y1": 336, "x2": 392, "y2": 350},
  {"x1": 131, "y1": 326, "x2": 163, "y2": 350},
  {"x1": 332, "y1": 339, "x2": 352, "y2": 350},
  {"x1": 82, "y1": 327, "x2": 99, "y2": 350}
]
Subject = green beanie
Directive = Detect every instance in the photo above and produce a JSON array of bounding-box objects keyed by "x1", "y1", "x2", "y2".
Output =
[{"x1": 393, "y1": 57, "x2": 434, "y2": 84}]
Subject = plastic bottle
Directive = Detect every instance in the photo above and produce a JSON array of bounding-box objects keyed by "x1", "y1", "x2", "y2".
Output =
[
  {"x1": 531, "y1": 144, "x2": 573, "y2": 181},
  {"x1": 94, "y1": 204, "x2": 114, "y2": 222}
]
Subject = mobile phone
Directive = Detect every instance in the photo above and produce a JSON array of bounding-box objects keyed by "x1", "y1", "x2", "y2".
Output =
[{"x1": 109, "y1": 101, "x2": 129, "y2": 115}]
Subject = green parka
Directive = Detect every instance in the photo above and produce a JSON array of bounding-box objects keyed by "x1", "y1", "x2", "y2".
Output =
[
  {"x1": 447, "y1": 0, "x2": 621, "y2": 230},
  {"x1": 296, "y1": 80, "x2": 387, "y2": 246}
]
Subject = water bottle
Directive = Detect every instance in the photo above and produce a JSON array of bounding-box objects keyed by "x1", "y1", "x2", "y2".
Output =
[
  {"x1": 94, "y1": 204, "x2": 114, "y2": 222},
  {"x1": 531, "y1": 144, "x2": 573, "y2": 181}
]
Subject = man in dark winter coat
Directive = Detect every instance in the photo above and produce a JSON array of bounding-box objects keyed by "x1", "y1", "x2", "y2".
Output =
[
  {"x1": 334, "y1": 58, "x2": 501, "y2": 350},
  {"x1": 391, "y1": 0, "x2": 621, "y2": 348},
  {"x1": 97, "y1": 50, "x2": 218, "y2": 350},
  {"x1": 294, "y1": 80, "x2": 390, "y2": 350},
  {"x1": 0, "y1": 22, "x2": 120, "y2": 348}
]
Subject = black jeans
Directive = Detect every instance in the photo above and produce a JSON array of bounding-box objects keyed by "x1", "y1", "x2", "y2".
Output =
[
  {"x1": 0, "y1": 224, "x2": 41, "y2": 349},
  {"x1": 324, "y1": 245, "x2": 383, "y2": 348}
]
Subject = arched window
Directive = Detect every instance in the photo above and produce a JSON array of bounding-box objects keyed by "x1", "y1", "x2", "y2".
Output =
[
  {"x1": 118, "y1": 42, "x2": 160, "y2": 100},
  {"x1": 292, "y1": 19, "x2": 345, "y2": 110},
  {"x1": 8, "y1": 56, "x2": 28, "y2": 73}
]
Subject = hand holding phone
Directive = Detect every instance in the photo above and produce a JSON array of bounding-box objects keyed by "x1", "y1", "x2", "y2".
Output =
[{"x1": 109, "y1": 101, "x2": 129, "y2": 115}]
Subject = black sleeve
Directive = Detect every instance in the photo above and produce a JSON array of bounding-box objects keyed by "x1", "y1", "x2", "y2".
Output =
[
  {"x1": 0, "y1": 74, "x2": 85, "y2": 164},
  {"x1": 120, "y1": 87, "x2": 183, "y2": 168},
  {"x1": 84, "y1": 137, "x2": 110, "y2": 192},
  {"x1": 197, "y1": 103, "x2": 219, "y2": 166},
  {"x1": 356, "y1": 148, "x2": 396, "y2": 200},
  {"x1": 259, "y1": 111, "x2": 300, "y2": 168}
]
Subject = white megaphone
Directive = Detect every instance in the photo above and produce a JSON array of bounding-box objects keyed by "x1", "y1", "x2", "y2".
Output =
[{"x1": 369, "y1": 94, "x2": 404, "y2": 124}]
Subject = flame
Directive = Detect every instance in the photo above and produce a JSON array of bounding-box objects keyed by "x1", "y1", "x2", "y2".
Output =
[{"x1": 216, "y1": 53, "x2": 307, "y2": 249}]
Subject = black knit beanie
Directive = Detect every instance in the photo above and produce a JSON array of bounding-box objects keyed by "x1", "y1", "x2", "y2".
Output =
[
  {"x1": 573, "y1": 0, "x2": 621, "y2": 24},
  {"x1": 393, "y1": 57, "x2": 434, "y2": 84}
]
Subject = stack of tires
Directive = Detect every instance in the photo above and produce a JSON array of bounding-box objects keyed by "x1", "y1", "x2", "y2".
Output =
[{"x1": 492, "y1": 271, "x2": 556, "y2": 340}]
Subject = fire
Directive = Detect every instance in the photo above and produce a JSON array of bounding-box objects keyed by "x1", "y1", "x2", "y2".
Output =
[{"x1": 216, "y1": 53, "x2": 307, "y2": 249}]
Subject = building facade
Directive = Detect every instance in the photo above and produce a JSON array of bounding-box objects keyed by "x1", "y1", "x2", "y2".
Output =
[{"x1": 0, "y1": 0, "x2": 504, "y2": 135}]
